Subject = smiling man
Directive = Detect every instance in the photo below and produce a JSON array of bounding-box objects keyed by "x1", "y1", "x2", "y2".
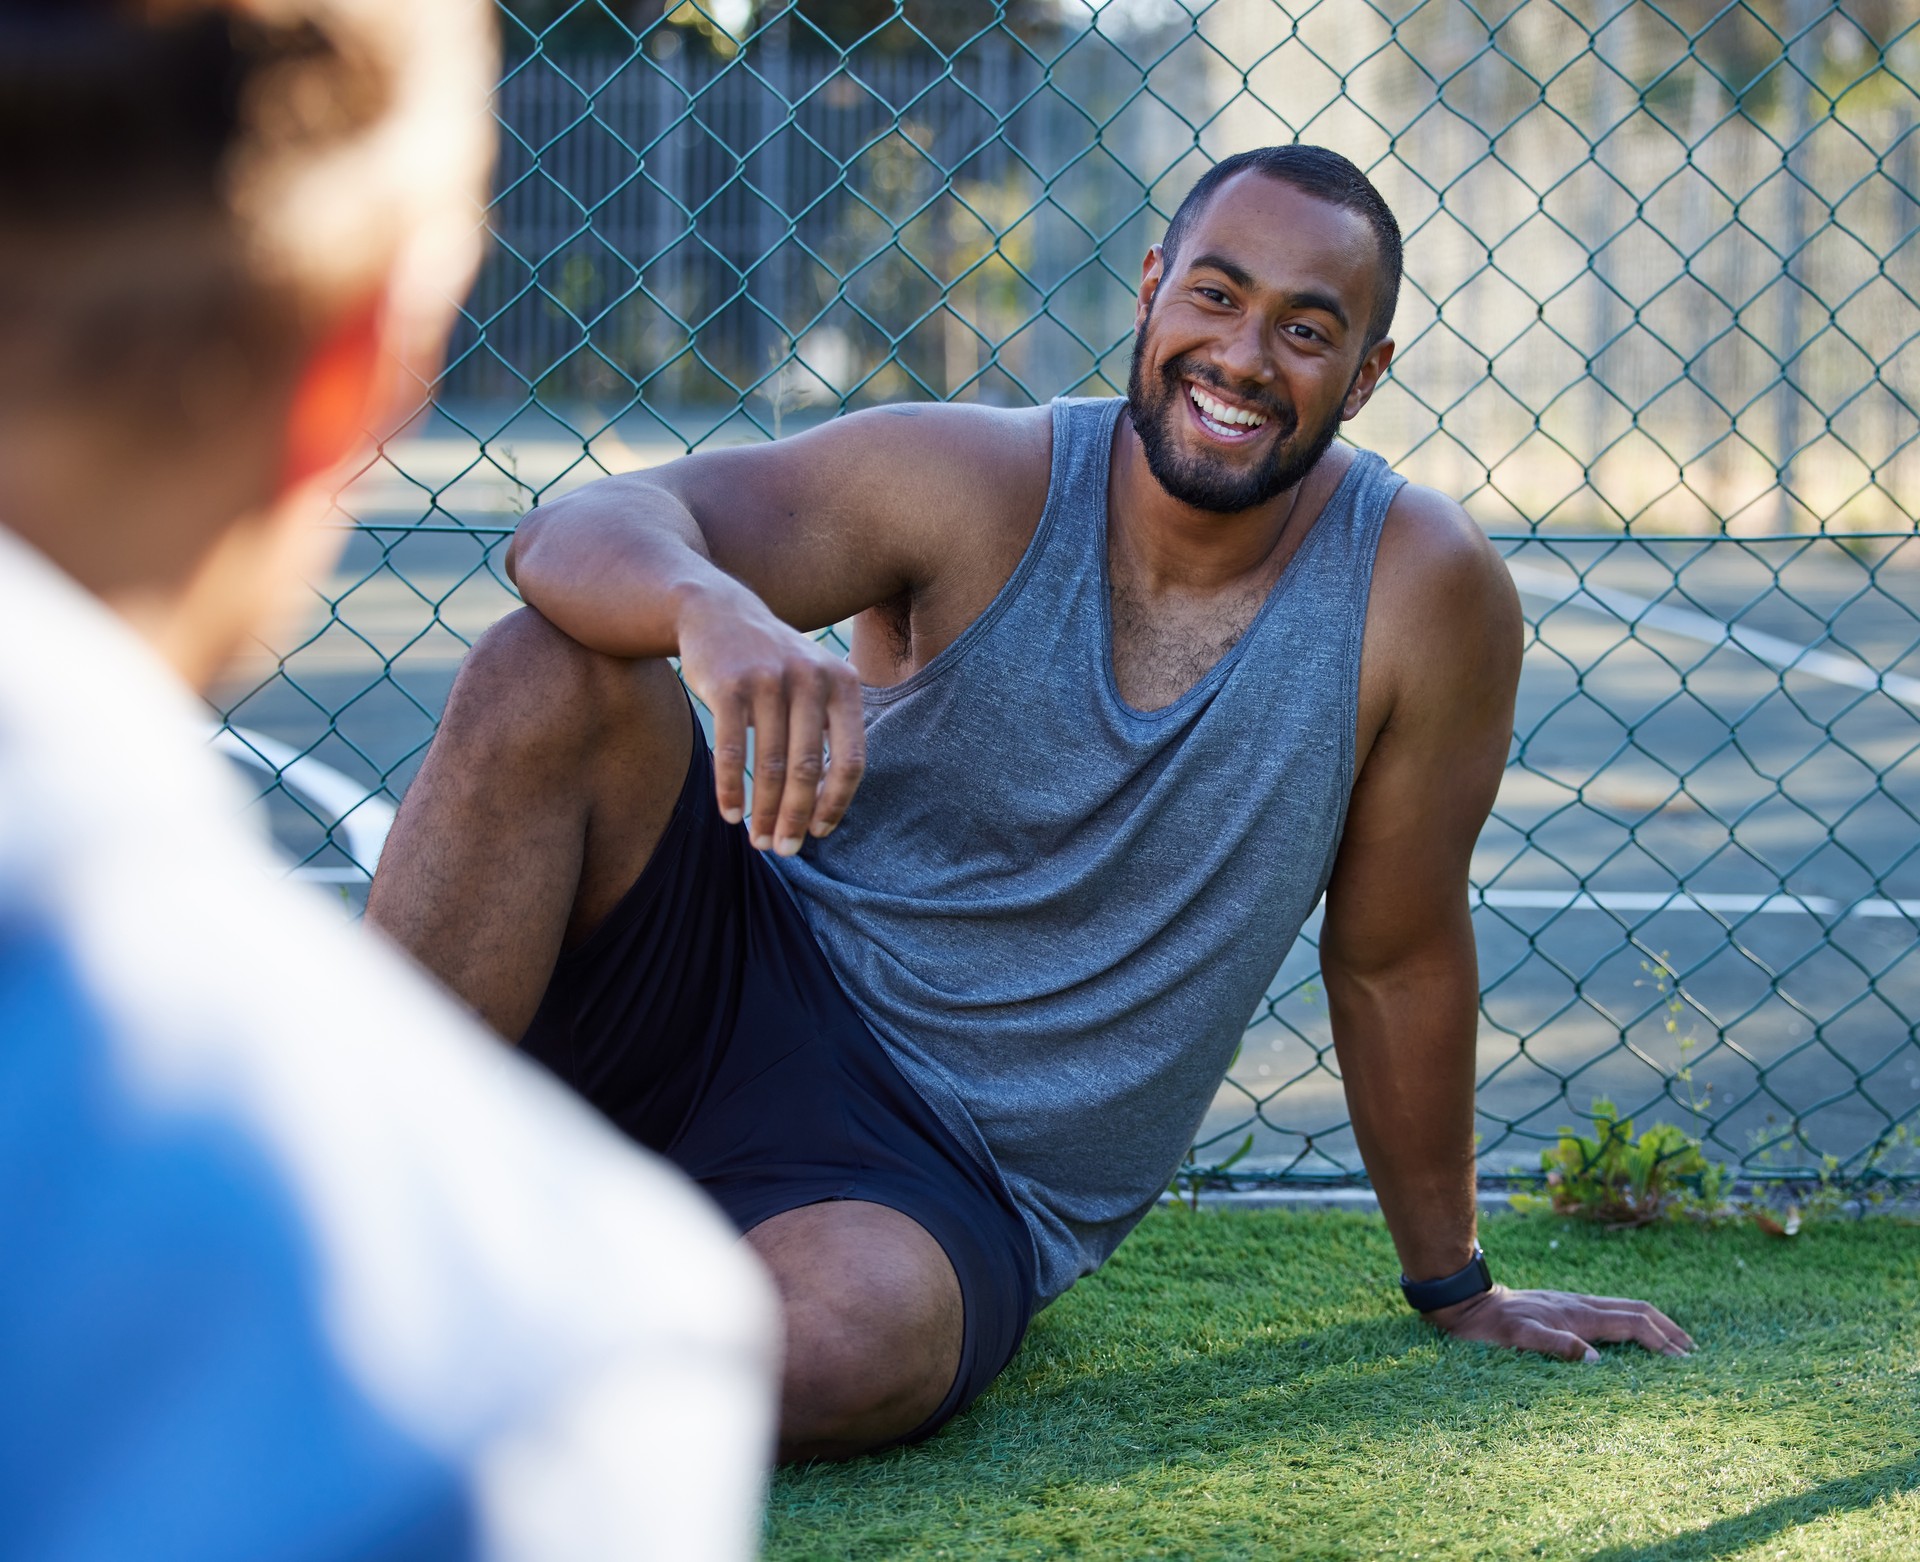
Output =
[{"x1": 370, "y1": 145, "x2": 1692, "y2": 1462}]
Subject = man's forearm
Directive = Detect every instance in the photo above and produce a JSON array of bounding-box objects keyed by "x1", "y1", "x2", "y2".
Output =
[
  {"x1": 1324, "y1": 927, "x2": 1694, "y2": 1361},
  {"x1": 504, "y1": 470, "x2": 867, "y2": 851},
  {"x1": 505, "y1": 475, "x2": 760, "y2": 658},
  {"x1": 1324, "y1": 929, "x2": 1481, "y2": 1281}
]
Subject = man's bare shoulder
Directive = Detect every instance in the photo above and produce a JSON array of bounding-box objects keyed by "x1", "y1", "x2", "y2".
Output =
[
  {"x1": 1365, "y1": 478, "x2": 1521, "y2": 712},
  {"x1": 642, "y1": 400, "x2": 1053, "y2": 610},
  {"x1": 1373, "y1": 479, "x2": 1517, "y2": 632},
  {"x1": 655, "y1": 399, "x2": 1049, "y2": 510},
  {"x1": 829, "y1": 400, "x2": 1053, "y2": 526}
]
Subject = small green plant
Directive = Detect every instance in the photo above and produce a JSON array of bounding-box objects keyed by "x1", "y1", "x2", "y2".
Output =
[
  {"x1": 1637, "y1": 951, "x2": 1711, "y2": 1131},
  {"x1": 1168, "y1": 1133, "x2": 1255, "y2": 1212},
  {"x1": 1741, "y1": 1120, "x2": 1918, "y2": 1232},
  {"x1": 492, "y1": 444, "x2": 516, "y2": 515},
  {"x1": 1512, "y1": 1098, "x2": 1729, "y2": 1227}
]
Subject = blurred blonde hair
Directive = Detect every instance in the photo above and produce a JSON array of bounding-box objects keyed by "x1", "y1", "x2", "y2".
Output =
[
  {"x1": 222, "y1": 0, "x2": 495, "y2": 366},
  {"x1": 0, "y1": 0, "x2": 496, "y2": 420}
]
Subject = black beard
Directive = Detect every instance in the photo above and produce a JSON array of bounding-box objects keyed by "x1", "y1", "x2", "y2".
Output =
[{"x1": 1126, "y1": 330, "x2": 1344, "y2": 514}]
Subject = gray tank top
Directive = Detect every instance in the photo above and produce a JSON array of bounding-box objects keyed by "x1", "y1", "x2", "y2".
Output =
[{"x1": 773, "y1": 396, "x2": 1402, "y2": 1303}]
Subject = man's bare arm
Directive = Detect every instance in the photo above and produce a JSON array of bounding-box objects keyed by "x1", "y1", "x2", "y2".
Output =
[
  {"x1": 504, "y1": 403, "x2": 1045, "y2": 852},
  {"x1": 1320, "y1": 485, "x2": 1692, "y2": 1360}
]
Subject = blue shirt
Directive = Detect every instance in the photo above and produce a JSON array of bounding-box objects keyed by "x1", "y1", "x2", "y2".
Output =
[{"x1": 0, "y1": 526, "x2": 775, "y2": 1561}]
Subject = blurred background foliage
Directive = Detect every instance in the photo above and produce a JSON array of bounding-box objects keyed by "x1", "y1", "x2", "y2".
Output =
[{"x1": 465, "y1": 0, "x2": 1918, "y2": 539}]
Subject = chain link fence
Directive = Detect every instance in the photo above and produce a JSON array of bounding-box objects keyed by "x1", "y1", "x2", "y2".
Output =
[{"x1": 217, "y1": 0, "x2": 1920, "y2": 1190}]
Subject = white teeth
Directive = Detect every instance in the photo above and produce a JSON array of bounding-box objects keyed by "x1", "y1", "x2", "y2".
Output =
[{"x1": 1190, "y1": 385, "x2": 1267, "y2": 429}]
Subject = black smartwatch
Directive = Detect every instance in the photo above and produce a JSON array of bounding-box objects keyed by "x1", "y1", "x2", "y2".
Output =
[{"x1": 1400, "y1": 1245, "x2": 1492, "y2": 1312}]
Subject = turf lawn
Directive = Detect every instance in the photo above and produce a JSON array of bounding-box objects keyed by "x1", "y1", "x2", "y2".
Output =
[{"x1": 764, "y1": 1207, "x2": 1920, "y2": 1560}]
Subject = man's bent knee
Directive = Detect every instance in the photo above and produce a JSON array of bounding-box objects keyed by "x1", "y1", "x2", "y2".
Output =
[
  {"x1": 444, "y1": 607, "x2": 684, "y2": 773},
  {"x1": 747, "y1": 1202, "x2": 964, "y2": 1462},
  {"x1": 777, "y1": 1295, "x2": 956, "y2": 1460}
]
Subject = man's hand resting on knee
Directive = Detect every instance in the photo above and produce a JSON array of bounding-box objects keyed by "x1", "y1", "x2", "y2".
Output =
[
  {"x1": 502, "y1": 401, "x2": 1044, "y2": 864},
  {"x1": 675, "y1": 582, "x2": 866, "y2": 856},
  {"x1": 1426, "y1": 1285, "x2": 1693, "y2": 1362}
]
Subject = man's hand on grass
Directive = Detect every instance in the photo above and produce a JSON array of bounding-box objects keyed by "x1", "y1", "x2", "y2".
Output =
[{"x1": 1425, "y1": 1285, "x2": 1693, "y2": 1362}]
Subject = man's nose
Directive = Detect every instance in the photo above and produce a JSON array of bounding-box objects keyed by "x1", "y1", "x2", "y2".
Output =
[{"x1": 1213, "y1": 316, "x2": 1274, "y2": 391}]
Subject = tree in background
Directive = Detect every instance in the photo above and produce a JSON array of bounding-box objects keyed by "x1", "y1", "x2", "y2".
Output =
[
  {"x1": 773, "y1": 0, "x2": 1056, "y2": 56},
  {"x1": 499, "y1": 0, "x2": 1058, "y2": 59}
]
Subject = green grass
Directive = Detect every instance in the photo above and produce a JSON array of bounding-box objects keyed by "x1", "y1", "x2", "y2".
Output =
[{"x1": 765, "y1": 1207, "x2": 1920, "y2": 1560}]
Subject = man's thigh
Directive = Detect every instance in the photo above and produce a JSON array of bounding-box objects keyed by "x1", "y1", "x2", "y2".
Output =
[{"x1": 367, "y1": 610, "x2": 694, "y2": 1039}]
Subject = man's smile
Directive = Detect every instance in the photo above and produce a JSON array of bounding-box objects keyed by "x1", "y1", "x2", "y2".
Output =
[{"x1": 1185, "y1": 378, "x2": 1273, "y2": 444}]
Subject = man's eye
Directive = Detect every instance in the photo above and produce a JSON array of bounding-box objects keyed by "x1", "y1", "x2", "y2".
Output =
[
  {"x1": 1196, "y1": 286, "x2": 1228, "y2": 304},
  {"x1": 1288, "y1": 323, "x2": 1323, "y2": 343}
]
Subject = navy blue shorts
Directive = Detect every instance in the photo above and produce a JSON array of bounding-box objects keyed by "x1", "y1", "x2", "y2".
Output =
[{"x1": 521, "y1": 720, "x2": 1036, "y2": 1444}]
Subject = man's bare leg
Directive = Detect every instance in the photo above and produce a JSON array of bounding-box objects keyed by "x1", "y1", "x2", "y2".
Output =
[
  {"x1": 367, "y1": 606, "x2": 693, "y2": 1040},
  {"x1": 368, "y1": 609, "x2": 965, "y2": 1457},
  {"x1": 750, "y1": 1202, "x2": 963, "y2": 1463}
]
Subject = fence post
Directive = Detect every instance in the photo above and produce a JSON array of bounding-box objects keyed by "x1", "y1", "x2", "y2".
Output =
[{"x1": 1772, "y1": 0, "x2": 1821, "y2": 530}]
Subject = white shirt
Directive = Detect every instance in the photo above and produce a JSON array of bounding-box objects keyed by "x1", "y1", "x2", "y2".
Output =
[{"x1": 0, "y1": 524, "x2": 777, "y2": 1561}]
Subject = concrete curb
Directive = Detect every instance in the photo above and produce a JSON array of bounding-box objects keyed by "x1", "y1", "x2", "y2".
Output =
[
  {"x1": 1159, "y1": 1185, "x2": 1920, "y2": 1216},
  {"x1": 1158, "y1": 1187, "x2": 1515, "y2": 1213}
]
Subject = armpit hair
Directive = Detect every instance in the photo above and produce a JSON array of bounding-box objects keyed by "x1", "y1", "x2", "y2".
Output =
[{"x1": 867, "y1": 587, "x2": 914, "y2": 662}]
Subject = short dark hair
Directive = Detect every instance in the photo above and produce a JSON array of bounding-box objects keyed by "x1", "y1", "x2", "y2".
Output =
[{"x1": 1159, "y1": 145, "x2": 1403, "y2": 351}]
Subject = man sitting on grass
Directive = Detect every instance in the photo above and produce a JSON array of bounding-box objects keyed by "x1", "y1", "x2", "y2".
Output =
[{"x1": 370, "y1": 144, "x2": 1693, "y2": 1464}]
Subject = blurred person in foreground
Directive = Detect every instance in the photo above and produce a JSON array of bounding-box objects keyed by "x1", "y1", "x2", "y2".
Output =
[
  {"x1": 372, "y1": 145, "x2": 1692, "y2": 1464},
  {"x1": 0, "y1": 3, "x2": 774, "y2": 1556}
]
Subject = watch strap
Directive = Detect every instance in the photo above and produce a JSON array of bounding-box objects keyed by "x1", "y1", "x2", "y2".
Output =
[{"x1": 1400, "y1": 1245, "x2": 1492, "y2": 1312}]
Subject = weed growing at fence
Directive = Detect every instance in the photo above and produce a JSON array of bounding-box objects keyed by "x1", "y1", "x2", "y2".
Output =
[
  {"x1": 1509, "y1": 1096, "x2": 1920, "y2": 1232},
  {"x1": 1512, "y1": 1097, "x2": 1731, "y2": 1227},
  {"x1": 1168, "y1": 1131, "x2": 1254, "y2": 1212},
  {"x1": 766, "y1": 1208, "x2": 1920, "y2": 1561},
  {"x1": 1743, "y1": 1121, "x2": 1920, "y2": 1232}
]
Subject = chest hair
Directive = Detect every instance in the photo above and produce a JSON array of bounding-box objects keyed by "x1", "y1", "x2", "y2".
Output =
[{"x1": 1107, "y1": 570, "x2": 1277, "y2": 712}]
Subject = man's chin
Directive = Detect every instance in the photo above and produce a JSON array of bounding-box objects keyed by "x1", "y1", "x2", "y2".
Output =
[
  {"x1": 1147, "y1": 439, "x2": 1293, "y2": 514},
  {"x1": 1153, "y1": 468, "x2": 1278, "y2": 515}
]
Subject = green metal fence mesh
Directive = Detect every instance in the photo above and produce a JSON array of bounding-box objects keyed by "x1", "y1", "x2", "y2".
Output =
[{"x1": 218, "y1": 0, "x2": 1920, "y2": 1191}]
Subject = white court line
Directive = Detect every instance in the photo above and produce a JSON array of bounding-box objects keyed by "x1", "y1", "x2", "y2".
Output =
[
  {"x1": 1476, "y1": 887, "x2": 1920, "y2": 920},
  {"x1": 213, "y1": 726, "x2": 396, "y2": 877},
  {"x1": 1505, "y1": 562, "x2": 1920, "y2": 708},
  {"x1": 1497, "y1": 564, "x2": 1920, "y2": 922}
]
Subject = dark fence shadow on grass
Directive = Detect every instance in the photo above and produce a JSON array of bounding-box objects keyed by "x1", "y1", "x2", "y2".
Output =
[{"x1": 1583, "y1": 1457, "x2": 1920, "y2": 1562}]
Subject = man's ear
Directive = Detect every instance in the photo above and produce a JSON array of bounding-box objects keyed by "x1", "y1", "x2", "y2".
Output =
[
  {"x1": 279, "y1": 294, "x2": 387, "y2": 495},
  {"x1": 1341, "y1": 337, "x2": 1395, "y2": 422},
  {"x1": 1135, "y1": 244, "x2": 1164, "y2": 330}
]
